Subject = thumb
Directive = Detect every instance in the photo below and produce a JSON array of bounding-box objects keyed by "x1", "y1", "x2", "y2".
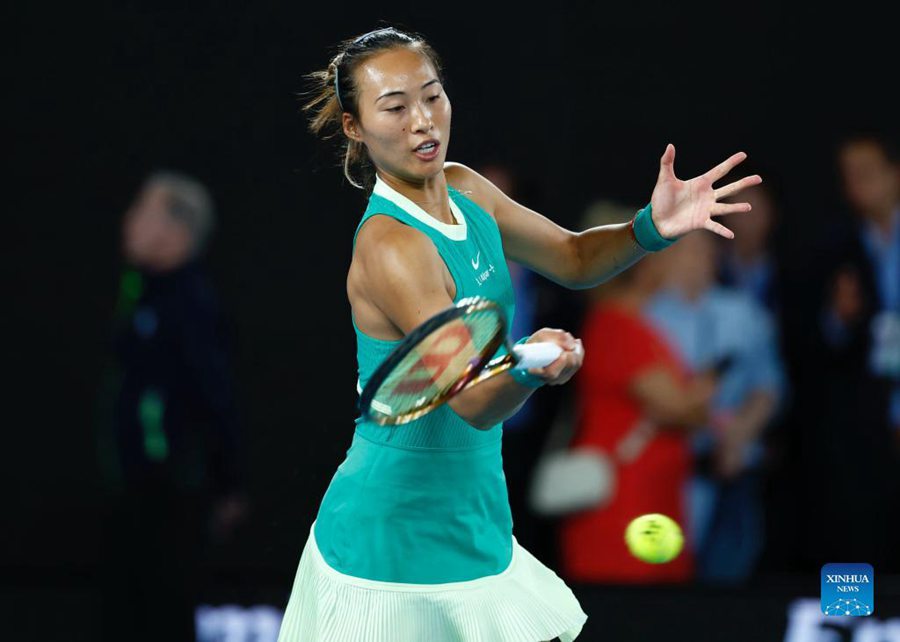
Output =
[{"x1": 658, "y1": 143, "x2": 675, "y2": 181}]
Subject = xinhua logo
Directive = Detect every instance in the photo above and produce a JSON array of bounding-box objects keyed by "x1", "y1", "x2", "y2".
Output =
[{"x1": 821, "y1": 563, "x2": 874, "y2": 616}]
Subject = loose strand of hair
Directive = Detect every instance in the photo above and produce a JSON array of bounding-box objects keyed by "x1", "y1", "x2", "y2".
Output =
[{"x1": 343, "y1": 142, "x2": 365, "y2": 190}]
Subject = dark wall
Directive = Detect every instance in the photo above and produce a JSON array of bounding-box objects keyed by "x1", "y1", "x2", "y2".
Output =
[{"x1": 7, "y1": 0, "x2": 898, "y2": 591}]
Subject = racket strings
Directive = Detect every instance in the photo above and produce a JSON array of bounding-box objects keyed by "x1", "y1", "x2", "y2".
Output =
[{"x1": 373, "y1": 308, "x2": 502, "y2": 419}]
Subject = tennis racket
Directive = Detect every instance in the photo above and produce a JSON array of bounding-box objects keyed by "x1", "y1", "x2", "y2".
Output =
[{"x1": 358, "y1": 296, "x2": 563, "y2": 426}]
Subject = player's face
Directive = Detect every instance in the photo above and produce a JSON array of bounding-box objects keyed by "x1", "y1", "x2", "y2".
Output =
[
  {"x1": 838, "y1": 141, "x2": 900, "y2": 217},
  {"x1": 347, "y1": 47, "x2": 451, "y2": 182}
]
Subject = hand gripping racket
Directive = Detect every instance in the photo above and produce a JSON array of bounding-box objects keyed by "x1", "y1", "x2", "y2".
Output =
[{"x1": 358, "y1": 296, "x2": 563, "y2": 426}]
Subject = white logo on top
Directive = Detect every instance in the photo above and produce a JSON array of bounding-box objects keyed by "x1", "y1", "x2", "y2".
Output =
[
  {"x1": 471, "y1": 251, "x2": 481, "y2": 270},
  {"x1": 475, "y1": 262, "x2": 496, "y2": 287}
]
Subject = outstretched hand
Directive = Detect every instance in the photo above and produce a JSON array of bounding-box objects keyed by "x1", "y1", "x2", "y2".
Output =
[{"x1": 649, "y1": 144, "x2": 762, "y2": 240}]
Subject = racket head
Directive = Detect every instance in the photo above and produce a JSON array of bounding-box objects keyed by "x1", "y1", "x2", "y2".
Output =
[{"x1": 358, "y1": 296, "x2": 508, "y2": 426}]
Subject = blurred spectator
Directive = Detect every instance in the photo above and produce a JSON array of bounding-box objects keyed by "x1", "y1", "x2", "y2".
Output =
[
  {"x1": 549, "y1": 201, "x2": 718, "y2": 584},
  {"x1": 787, "y1": 132, "x2": 900, "y2": 572},
  {"x1": 829, "y1": 133, "x2": 899, "y2": 432},
  {"x1": 715, "y1": 171, "x2": 802, "y2": 574},
  {"x1": 476, "y1": 162, "x2": 570, "y2": 567},
  {"x1": 716, "y1": 176, "x2": 784, "y2": 316},
  {"x1": 95, "y1": 171, "x2": 248, "y2": 641},
  {"x1": 646, "y1": 231, "x2": 786, "y2": 584}
]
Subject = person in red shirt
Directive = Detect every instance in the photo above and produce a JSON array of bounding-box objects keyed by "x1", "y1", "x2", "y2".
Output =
[{"x1": 557, "y1": 208, "x2": 718, "y2": 584}]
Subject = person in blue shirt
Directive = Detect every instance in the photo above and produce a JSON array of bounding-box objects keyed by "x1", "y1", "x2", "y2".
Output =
[
  {"x1": 829, "y1": 133, "x2": 900, "y2": 432},
  {"x1": 646, "y1": 230, "x2": 786, "y2": 583},
  {"x1": 716, "y1": 174, "x2": 785, "y2": 317},
  {"x1": 791, "y1": 131, "x2": 900, "y2": 573}
]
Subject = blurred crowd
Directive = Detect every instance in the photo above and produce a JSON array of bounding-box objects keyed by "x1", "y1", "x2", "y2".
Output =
[
  {"x1": 502, "y1": 132, "x2": 900, "y2": 586},
  {"x1": 91, "y1": 133, "x2": 898, "y2": 639}
]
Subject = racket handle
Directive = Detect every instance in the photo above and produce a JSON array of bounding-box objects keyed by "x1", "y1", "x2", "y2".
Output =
[{"x1": 512, "y1": 342, "x2": 563, "y2": 370}]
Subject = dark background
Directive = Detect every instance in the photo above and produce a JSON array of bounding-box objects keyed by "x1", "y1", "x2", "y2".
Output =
[{"x1": 6, "y1": 1, "x2": 899, "y2": 638}]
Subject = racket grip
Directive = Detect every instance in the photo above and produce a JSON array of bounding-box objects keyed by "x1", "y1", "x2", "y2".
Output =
[{"x1": 512, "y1": 342, "x2": 563, "y2": 370}]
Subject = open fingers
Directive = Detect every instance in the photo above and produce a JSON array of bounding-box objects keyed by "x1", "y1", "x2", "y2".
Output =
[
  {"x1": 711, "y1": 201, "x2": 752, "y2": 216},
  {"x1": 657, "y1": 143, "x2": 676, "y2": 181},
  {"x1": 705, "y1": 219, "x2": 735, "y2": 239},
  {"x1": 705, "y1": 151, "x2": 748, "y2": 184},
  {"x1": 714, "y1": 174, "x2": 762, "y2": 200}
]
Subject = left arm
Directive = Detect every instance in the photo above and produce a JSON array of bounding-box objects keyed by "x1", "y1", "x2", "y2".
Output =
[
  {"x1": 712, "y1": 389, "x2": 778, "y2": 480},
  {"x1": 714, "y1": 304, "x2": 787, "y2": 477},
  {"x1": 179, "y1": 284, "x2": 246, "y2": 495},
  {"x1": 446, "y1": 147, "x2": 761, "y2": 289},
  {"x1": 180, "y1": 285, "x2": 250, "y2": 540},
  {"x1": 717, "y1": 389, "x2": 779, "y2": 448}
]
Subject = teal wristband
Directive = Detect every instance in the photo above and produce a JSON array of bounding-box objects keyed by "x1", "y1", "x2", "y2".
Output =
[
  {"x1": 508, "y1": 335, "x2": 546, "y2": 389},
  {"x1": 631, "y1": 203, "x2": 678, "y2": 252}
]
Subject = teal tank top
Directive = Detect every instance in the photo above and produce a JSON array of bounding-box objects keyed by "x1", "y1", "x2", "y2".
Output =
[{"x1": 313, "y1": 173, "x2": 519, "y2": 583}]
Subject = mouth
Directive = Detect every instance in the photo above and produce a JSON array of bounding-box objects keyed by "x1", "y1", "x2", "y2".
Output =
[{"x1": 412, "y1": 140, "x2": 440, "y2": 161}]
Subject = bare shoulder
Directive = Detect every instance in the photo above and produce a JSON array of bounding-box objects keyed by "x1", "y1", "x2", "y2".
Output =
[
  {"x1": 348, "y1": 215, "x2": 453, "y2": 339},
  {"x1": 353, "y1": 214, "x2": 443, "y2": 282},
  {"x1": 443, "y1": 162, "x2": 500, "y2": 219}
]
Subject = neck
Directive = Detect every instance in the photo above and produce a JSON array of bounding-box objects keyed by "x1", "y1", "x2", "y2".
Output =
[
  {"x1": 140, "y1": 257, "x2": 193, "y2": 278},
  {"x1": 377, "y1": 170, "x2": 454, "y2": 225}
]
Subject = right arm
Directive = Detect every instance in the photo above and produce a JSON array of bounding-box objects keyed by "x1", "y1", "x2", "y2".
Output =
[
  {"x1": 359, "y1": 220, "x2": 582, "y2": 430},
  {"x1": 629, "y1": 366, "x2": 717, "y2": 429}
]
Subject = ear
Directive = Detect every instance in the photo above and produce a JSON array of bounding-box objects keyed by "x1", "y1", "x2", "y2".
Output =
[{"x1": 342, "y1": 113, "x2": 362, "y2": 143}]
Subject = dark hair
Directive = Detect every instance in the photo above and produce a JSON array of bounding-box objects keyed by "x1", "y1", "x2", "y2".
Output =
[
  {"x1": 834, "y1": 129, "x2": 900, "y2": 165},
  {"x1": 301, "y1": 26, "x2": 445, "y2": 192}
]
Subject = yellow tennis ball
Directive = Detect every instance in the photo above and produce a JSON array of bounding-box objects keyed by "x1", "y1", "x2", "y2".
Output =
[{"x1": 624, "y1": 513, "x2": 684, "y2": 564}]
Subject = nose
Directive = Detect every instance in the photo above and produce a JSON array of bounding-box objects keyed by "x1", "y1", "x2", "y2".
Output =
[{"x1": 410, "y1": 100, "x2": 433, "y2": 133}]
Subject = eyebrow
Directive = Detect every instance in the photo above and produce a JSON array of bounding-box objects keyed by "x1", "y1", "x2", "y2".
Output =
[{"x1": 376, "y1": 79, "x2": 441, "y2": 103}]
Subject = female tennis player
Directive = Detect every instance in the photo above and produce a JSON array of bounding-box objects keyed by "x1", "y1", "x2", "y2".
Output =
[{"x1": 277, "y1": 26, "x2": 761, "y2": 642}]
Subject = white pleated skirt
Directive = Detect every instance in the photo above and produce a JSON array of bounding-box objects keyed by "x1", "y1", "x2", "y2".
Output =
[{"x1": 276, "y1": 521, "x2": 587, "y2": 642}]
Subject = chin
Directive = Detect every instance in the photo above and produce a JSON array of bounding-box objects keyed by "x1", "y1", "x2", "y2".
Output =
[{"x1": 400, "y1": 165, "x2": 445, "y2": 184}]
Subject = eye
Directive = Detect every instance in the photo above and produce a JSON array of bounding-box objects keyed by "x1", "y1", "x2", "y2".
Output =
[
  {"x1": 428, "y1": 94, "x2": 441, "y2": 102},
  {"x1": 386, "y1": 106, "x2": 404, "y2": 112}
]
